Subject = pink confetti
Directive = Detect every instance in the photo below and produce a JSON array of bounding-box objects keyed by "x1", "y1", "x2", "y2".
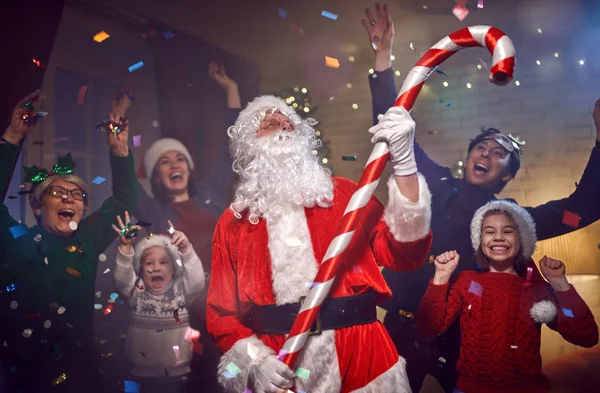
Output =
[
  {"x1": 133, "y1": 135, "x2": 141, "y2": 147},
  {"x1": 290, "y1": 24, "x2": 304, "y2": 35},
  {"x1": 77, "y1": 86, "x2": 88, "y2": 105},
  {"x1": 452, "y1": 5, "x2": 469, "y2": 21},
  {"x1": 478, "y1": 57, "x2": 488, "y2": 70},
  {"x1": 478, "y1": 0, "x2": 484, "y2": 8},
  {"x1": 53, "y1": 137, "x2": 69, "y2": 143}
]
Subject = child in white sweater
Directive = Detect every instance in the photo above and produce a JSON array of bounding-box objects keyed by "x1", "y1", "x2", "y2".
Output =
[{"x1": 113, "y1": 213, "x2": 205, "y2": 392}]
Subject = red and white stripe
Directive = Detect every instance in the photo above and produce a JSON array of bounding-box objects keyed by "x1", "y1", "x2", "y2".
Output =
[{"x1": 278, "y1": 25, "x2": 515, "y2": 376}]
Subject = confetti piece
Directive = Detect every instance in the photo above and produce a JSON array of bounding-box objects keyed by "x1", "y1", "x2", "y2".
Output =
[
  {"x1": 398, "y1": 309, "x2": 414, "y2": 318},
  {"x1": 77, "y1": 86, "x2": 88, "y2": 105},
  {"x1": 103, "y1": 268, "x2": 110, "y2": 274},
  {"x1": 32, "y1": 57, "x2": 44, "y2": 68},
  {"x1": 289, "y1": 24, "x2": 304, "y2": 35},
  {"x1": 468, "y1": 281, "x2": 483, "y2": 297},
  {"x1": 128, "y1": 61, "x2": 144, "y2": 73},
  {"x1": 110, "y1": 293, "x2": 119, "y2": 300},
  {"x1": 69, "y1": 221, "x2": 78, "y2": 231},
  {"x1": 247, "y1": 341, "x2": 259, "y2": 360},
  {"x1": 44, "y1": 257, "x2": 49, "y2": 265},
  {"x1": 446, "y1": 102, "x2": 453, "y2": 107},
  {"x1": 176, "y1": 259, "x2": 182, "y2": 267},
  {"x1": 278, "y1": 8, "x2": 287, "y2": 18},
  {"x1": 33, "y1": 234, "x2": 42, "y2": 242},
  {"x1": 52, "y1": 373, "x2": 67, "y2": 386},
  {"x1": 478, "y1": 0, "x2": 484, "y2": 8},
  {"x1": 101, "y1": 352, "x2": 114, "y2": 357},
  {"x1": 295, "y1": 367, "x2": 310, "y2": 380},
  {"x1": 342, "y1": 156, "x2": 357, "y2": 161},
  {"x1": 429, "y1": 255, "x2": 435, "y2": 264},
  {"x1": 22, "y1": 329, "x2": 33, "y2": 338},
  {"x1": 124, "y1": 380, "x2": 140, "y2": 393},
  {"x1": 92, "y1": 176, "x2": 106, "y2": 184},
  {"x1": 562, "y1": 210, "x2": 580, "y2": 229},
  {"x1": 103, "y1": 303, "x2": 115, "y2": 315},
  {"x1": 325, "y1": 56, "x2": 340, "y2": 69},
  {"x1": 93, "y1": 31, "x2": 110, "y2": 43},
  {"x1": 133, "y1": 135, "x2": 142, "y2": 147},
  {"x1": 6, "y1": 283, "x2": 17, "y2": 292},
  {"x1": 562, "y1": 308, "x2": 574, "y2": 318},
  {"x1": 321, "y1": 10, "x2": 338, "y2": 20},
  {"x1": 53, "y1": 137, "x2": 69, "y2": 143},
  {"x1": 9, "y1": 225, "x2": 27, "y2": 239},
  {"x1": 452, "y1": 5, "x2": 469, "y2": 21},
  {"x1": 479, "y1": 57, "x2": 488, "y2": 70},
  {"x1": 163, "y1": 30, "x2": 175, "y2": 40},
  {"x1": 409, "y1": 42, "x2": 415, "y2": 51},
  {"x1": 434, "y1": 68, "x2": 448, "y2": 77},
  {"x1": 10, "y1": 301, "x2": 18, "y2": 310},
  {"x1": 44, "y1": 320, "x2": 52, "y2": 329},
  {"x1": 226, "y1": 362, "x2": 241, "y2": 377},
  {"x1": 99, "y1": 253, "x2": 107, "y2": 262},
  {"x1": 438, "y1": 356, "x2": 446, "y2": 364},
  {"x1": 511, "y1": 345, "x2": 518, "y2": 349},
  {"x1": 277, "y1": 349, "x2": 288, "y2": 361},
  {"x1": 168, "y1": 226, "x2": 175, "y2": 235},
  {"x1": 66, "y1": 267, "x2": 82, "y2": 277},
  {"x1": 58, "y1": 306, "x2": 66, "y2": 314}
]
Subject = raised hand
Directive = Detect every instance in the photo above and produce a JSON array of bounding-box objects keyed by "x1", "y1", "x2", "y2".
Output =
[
  {"x1": 110, "y1": 87, "x2": 133, "y2": 118},
  {"x1": 167, "y1": 220, "x2": 192, "y2": 254},
  {"x1": 3, "y1": 91, "x2": 43, "y2": 144},
  {"x1": 112, "y1": 211, "x2": 142, "y2": 251},
  {"x1": 105, "y1": 112, "x2": 129, "y2": 157},
  {"x1": 208, "y1": 61, "x2": 237, "y2": 91},
  {"x1": 539, "y1": 256, "x2": 570, "y2": 292},
  {"x1": 593, "y1": 98, "x2": 600, "y2": 141},
  {"x1": 361, "y1": 3, "x2": 394, "y2": 54},
  {"x1": 433, "y1": 250, "x2": 459, "y2": 285}
]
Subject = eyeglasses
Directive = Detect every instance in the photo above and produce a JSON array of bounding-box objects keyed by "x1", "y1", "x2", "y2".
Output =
[
  {"x1": 44, "y1": 186, "x2": 87, "y2": 201},
  {"x1": 261, "y1": 111, "x2": 302, "y2": 132}
]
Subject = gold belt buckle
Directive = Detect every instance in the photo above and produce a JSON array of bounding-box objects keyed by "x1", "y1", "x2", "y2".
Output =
[{"x1": 299, "y1": 296, "x2": 322, "y2": 336}]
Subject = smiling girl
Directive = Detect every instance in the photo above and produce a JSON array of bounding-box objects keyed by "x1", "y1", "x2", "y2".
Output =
[
  {"x1": 113, "y1": 213, "x2": 205, "y2": 392},
  {"x1": 418, "y1": 200, "x2": 598, "y2": 393}
]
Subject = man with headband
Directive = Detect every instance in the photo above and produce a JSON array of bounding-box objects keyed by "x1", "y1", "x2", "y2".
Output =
[
  {"x1": 362, "y1": 4, "x2": 600, "y2": 392},
  {"x1": 207, "y1": 95, "x2": 434, "y2": 392}
]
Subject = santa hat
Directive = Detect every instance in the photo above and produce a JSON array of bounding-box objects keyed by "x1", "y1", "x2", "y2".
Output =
[
  {"x1": 133, "y1": 234, "x2": 182, "y2": 277},
  {"x1": 470, "y1": 200, "x2": 537, "y2": 259},
  {"x1": 141, "y1": 138, "x2": 194, "y2": 179},
  {"x1": 231, "y1": 95, "x2": 295, "y2": 134}
]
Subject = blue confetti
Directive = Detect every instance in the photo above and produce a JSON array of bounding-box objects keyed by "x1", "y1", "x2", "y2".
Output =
[
  {"x1": 92, "y1": 176, "x2": 106, "y2": 185},
  {"x1": 435, "y1": 69, "x2": 448, "y2": 77},
  {"x1": 94, "y1": 304, "x2": 103, "y2": 310},
  {"x1": 6, "y1": 283, "x2": 17, "y2": 292},
  {"x1": 446, "y1": 102, "x2": 453, "y2": 108},
  {"x1": 110, "y1": 292, "x2": 119, "y2": 300},
  {"x1": 9, "y1": 225, "x2": 27, "y2": 239},
  {"x1": 124, "y1": 380, "x2": 140, "y2": 393},
  {"x1": 468, "y1": 281, "x2": 483, "y2": 297},
  {"x1": 163, "y1": 30, "x2": 175, "y2": 40},
  {"x1": 278, "y1": 8, "x2": 287, "y2": 18},
  {"x1": 562, "y1": 308, "x2": 574, "y2": 318},
  {"x1": 438, "y1": 99, "x2": 444, "y2": 103},
  {"x1": 128, "y1": 61, "x2": 144, "y2": 73},
  {"x1": 222, "y1": 371, "x2": 236, "y2": 379},
  {"x1": 321, "y1": 10, "x2": 338, "y2": 20}
]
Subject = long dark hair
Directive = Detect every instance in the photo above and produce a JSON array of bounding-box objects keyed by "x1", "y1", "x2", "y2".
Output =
[{"x1": 150, "y1": 157, "x2": 198, "y2": 205}]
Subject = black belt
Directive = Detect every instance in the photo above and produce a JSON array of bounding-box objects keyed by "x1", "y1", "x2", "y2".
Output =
[{"x1": 241, "y1": 291, "x2": 377, "y2": 335}]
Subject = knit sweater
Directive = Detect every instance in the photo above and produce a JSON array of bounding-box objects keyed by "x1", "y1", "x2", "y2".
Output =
[
  {"x1": 114, "y1": 246, "x2": 205, "y2": 377},
  {"x1": 418, "y1": 270, "x2": 598, "y2": 393},
  {"x1": 0, "y1": 137, "x2": 138, "y2": 389}
]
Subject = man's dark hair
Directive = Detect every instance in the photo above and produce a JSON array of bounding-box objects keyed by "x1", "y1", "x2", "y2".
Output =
[{"x1": 467, "y1": 127, "x2": 523, "y2": 192}]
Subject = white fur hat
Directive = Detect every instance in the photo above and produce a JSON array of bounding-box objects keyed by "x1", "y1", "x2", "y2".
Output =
[
  {"x1": 133, "y1": 234, "x2": 181, "y2": 277},
  {"x1": 232, "y1": 95, "x2": 296, "y2": 132},
  {"x1": 470, "y1": 200, "x2": 537, "y2": 259},
  {"x1": 143, "y1": 138, "x2": 194, "y2": 179}
]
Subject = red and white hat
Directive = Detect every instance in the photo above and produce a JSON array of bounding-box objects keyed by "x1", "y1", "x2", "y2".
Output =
[{"x1": 140, "y1": 138, "x2": 194, "y2": 179}]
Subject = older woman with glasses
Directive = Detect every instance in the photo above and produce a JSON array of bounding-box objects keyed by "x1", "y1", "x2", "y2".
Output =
[{"x1": 0, "y1": 91, "x2": 138, "y2": 393}]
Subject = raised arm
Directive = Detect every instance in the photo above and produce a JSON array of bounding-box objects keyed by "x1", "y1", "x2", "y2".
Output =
[
  {"x1": 525, "y1": 101, "x2": 600, "y2": 240},
  {"x1": 168, "y1": 224, "x2": 205, "y2": 302},
  {"x1": 418, "y1": 251, "x2": 463, "y2": 337},
  {"x1": 112, "y1": 212, "x2": 140, "y2": 302}
]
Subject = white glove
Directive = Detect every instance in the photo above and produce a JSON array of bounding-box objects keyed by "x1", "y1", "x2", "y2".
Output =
[
  {"x1": 248, "y1": 353, "x2": 295, "y2": 393},
  {"x1": 368, "y1": 106, "x2": 417, "y2": 176}
]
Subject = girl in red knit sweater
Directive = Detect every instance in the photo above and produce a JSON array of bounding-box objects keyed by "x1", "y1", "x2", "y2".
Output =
[{"x1": 418, "y1": 200, "x2": 598, "y2": 393}]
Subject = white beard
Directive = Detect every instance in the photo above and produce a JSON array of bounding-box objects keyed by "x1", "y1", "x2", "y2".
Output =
[{"x1": 231, "y1": 129, "x2": 334, "y2": 224}]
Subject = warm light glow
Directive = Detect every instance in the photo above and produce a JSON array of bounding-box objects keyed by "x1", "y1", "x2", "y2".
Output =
[
  {"x1": 554, "y1": 52, "x2": 559, "y2": 58},
  {"x1": 443, "y1": 81, "x2": 449, "y2": 87},
  {"x1": 93, "y1": 30, "x2": 110, "y2": 43},
  {"x1": 515, "y1": 80, "x2": 520, "y2": 86},
  {"x1": 293, "y1": 87, "x2": 299, "y2": 92},
  {"x1": 423, "y1": 5, "x2": 428, "y2": 9},
  {"x1": 466, "y1": 83, "x2": 472, "y2": 89},
  {"x1": 292, "y1": 103, "x2": 298, "y2": 108},
  {"x1": 395, "y1": 70, "x2": 401, "y2": 76},
  {"x1": 322, "y1": 158, "x2": 329, "y2": 164},
  {"x1": 579, "y1": 59, "x2": 585, "y2": 65},
  {"x1": 301, "y1": 88, "x2": 308, "y2": 94},
  {"x1": 458, "y1": 161, "x2": 464, "y2": 167},
  {"x1": 289, "y1": 96, "x2": 295, "y2": 102},
  {"x1": 349, "y1": 56, "x2": 355, "y2": 62},
  {"x1": 346, "y1": 83, "x2": 352, "y2": 88},
  {"x1": 315, "y1": 131, "x2": 321, "y2": 136},
  {"x1": 329, "y1": 96, "x2": 335, "y2": 101},
  {"x1": 390, "y1": 55, "x2": 396, "y2": 61},
  {"x1": 303, "y1": 107, "x2": 310, "y2": 113},
  {"x1": 368, "y1": 68, "x2": 374, "y2": 74},
  {"x1": 536, "y1": 60, "x2": 541, "y2": 65},
  {"x1": 457, "y1": 169, "x2": 463, "y2": 175},
  {"x1": 537, "y1": 28, "x2": 543, "y2": 34},
  {"x1": 352, "y1": 103, "x2": 358, "y2": 109},
  {"x1": 477, "y1": 64, "x2": 482, "y2": 70},
  {"x1": 312, "y1": 150, "x2": 318, "y2": 155}
]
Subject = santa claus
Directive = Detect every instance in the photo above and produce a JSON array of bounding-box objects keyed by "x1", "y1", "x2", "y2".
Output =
[{"x1": 207, "y1": 95, "x2": 433, "y2": 393}]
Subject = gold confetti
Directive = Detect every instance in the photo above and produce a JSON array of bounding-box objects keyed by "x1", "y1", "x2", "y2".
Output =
[
  {"x1": 93, "y1": 31, "x2": 110, "y2": 43},
  {"x1": 66, "y1": 267, "x2": 82, "y2": 277},
  {"x1": 325, "y1": 56, "x2": 340, "y2": 69},
  {"x1": 52, "y1": 373, "x2": 67, "y2": 386},
  {"x1": 398, "y1": 310, "x2": 415, "y2": 319}
]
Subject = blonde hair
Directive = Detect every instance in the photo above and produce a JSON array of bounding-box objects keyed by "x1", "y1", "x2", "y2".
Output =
[{"x1": 29, "y1": 174, "x2": 88, "y2": 212}]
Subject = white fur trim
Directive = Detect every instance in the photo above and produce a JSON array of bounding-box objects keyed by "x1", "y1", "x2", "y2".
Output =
[
  {"x1": 351, "y1": 357, "x2": 411, "y2": 393},
  {"x1": 266, "y1": 205, "x2": 319, "y2": 305},
  {"x1": 133, "y1": 234, "x2": 181, "y2": 276},
  {"x1": 234, "y1": 95, "x2": 295, "y2": 130},
  {"x1": 143, "y1": 138, "x2": 194, "y2": 178},
  {"x1": 383, "y1": 173, "x2": 432, "y2": 243},
  {"x1": 470, "y1": 200, "x2": 537, "y2": 259},
  {"x1": 530, "y1": 300, "x2": 557, "y2": 324},
  {"x1": 217, "y1": 336, "x2": 273, "y2": 393},
  {"x1": 294, "y1": 330, "x2": 342, "y2": 392}
]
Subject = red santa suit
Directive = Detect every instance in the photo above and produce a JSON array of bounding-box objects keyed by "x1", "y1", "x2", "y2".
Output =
[{"x1": 207, "y1": 173, "x2": 433, "y2": 393}]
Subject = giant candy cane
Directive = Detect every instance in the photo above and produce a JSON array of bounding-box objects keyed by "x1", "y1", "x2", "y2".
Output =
[{"x1": 277, "y1": 25, "x2": 515, "y2": 371}]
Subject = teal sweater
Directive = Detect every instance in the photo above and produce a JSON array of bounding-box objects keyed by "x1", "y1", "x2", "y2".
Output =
[{"x1": 0, "y1": 138, "x2": 138, "y2": 364}]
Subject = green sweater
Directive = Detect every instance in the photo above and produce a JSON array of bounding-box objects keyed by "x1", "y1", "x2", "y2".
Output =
[{"x1": 0, "y1": 138, "x2": 138, "y2": 365}]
